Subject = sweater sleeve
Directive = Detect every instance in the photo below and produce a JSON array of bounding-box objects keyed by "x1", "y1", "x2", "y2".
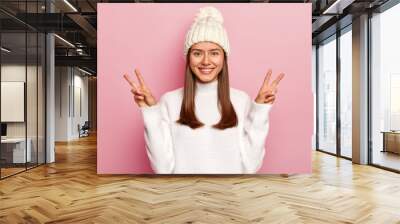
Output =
[
  {"x1": 140, "y1": 95, "x2": 175, "y2": 174},
  {"x1": 240, "y1": 94, "x2": 272, "y2": 174}
]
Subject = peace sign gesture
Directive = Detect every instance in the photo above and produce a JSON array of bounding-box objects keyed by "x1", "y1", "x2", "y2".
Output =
[
  {"x1": 123, "y1": 69, "x2": 157, "y2": 108},
  {"x1": 255, "y1": 69, "x2": 285, "y2": 104}
]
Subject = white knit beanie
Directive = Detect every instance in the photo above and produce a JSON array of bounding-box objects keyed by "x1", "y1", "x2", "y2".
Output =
[{"x1": 184, "y1": 6, "x2": 230, "y2": 57}]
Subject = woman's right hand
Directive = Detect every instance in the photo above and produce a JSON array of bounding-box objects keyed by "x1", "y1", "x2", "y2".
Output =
[{"x1": 123, "y1": 69, "x2": 157, "y2": 108}]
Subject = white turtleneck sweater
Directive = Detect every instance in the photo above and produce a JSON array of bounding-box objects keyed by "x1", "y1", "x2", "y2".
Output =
[{"x1": 140, "y1": 80, "x2": 272, "y2": 174}]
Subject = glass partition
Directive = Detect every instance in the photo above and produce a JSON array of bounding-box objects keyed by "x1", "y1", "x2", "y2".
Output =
[
  {"x1": 1, "y1": 30, "x2": 28, "y2": 177},
  {"x1": 0, "y1": 1, "x2": 46, "y2": 179},
  {"x1": 38, "y1": 32, "x2": 45, "y2": 165},
  {"x1": 27, "y1": 30, "x2": 38, "y2": 169}
]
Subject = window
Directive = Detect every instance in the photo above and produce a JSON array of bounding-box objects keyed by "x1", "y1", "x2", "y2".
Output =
[
  {"x1": 317, "y1": 35, "x2": 337, "y2": 154},
  {"x1": 340, "y1": 27, "x2": 352, "y2": 158},
  {"x1": 371, "y1": 2, "x2": 400, "y2": 171}
]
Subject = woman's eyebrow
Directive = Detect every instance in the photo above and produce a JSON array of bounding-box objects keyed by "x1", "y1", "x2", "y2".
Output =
[{"x1": 192, "y1": 48, "x2": 222, "y2": 52}]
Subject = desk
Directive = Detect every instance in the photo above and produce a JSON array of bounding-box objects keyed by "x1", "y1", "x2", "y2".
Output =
[
  {"x1": 1, "y1": 138, "x2": 31, "y2": 163},
  {"x1": 381, "y1": 131, "x2": 400, "y2": 154}
]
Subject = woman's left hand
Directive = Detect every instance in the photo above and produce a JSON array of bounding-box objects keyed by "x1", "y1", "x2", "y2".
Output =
[{"x1": 255, "y1": 69, "x2": 285, "y2": 104}]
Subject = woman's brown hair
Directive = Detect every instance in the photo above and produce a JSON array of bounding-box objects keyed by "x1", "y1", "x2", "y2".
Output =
[{"x1": 176, "y1": 50, "x2": 238, "y2": 130}]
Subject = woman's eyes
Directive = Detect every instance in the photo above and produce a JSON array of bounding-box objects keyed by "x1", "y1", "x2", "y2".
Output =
[{"x1": 192, "y1": 51, "x2": 220, "y2": 56}]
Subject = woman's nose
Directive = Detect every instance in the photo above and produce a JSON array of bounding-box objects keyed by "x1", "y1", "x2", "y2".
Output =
[{"x1": 201, "y1": 54, "x2": 210, "y2": 65}]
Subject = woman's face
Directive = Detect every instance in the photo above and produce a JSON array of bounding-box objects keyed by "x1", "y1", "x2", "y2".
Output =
[{"x1": 189, "y1": 41, "x2": 225, "y2": 83}]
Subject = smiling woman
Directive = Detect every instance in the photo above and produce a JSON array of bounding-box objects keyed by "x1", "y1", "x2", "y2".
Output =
[
  {"x1": 123, "y1": 6, "x2": 284, "y2": 174},
  {"x1": 189, "y1": 42, "x2": 225, "y2": 83}
]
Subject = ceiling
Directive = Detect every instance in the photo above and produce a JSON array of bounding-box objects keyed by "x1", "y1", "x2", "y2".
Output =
[{"x1": 0, "y1": 0, "x2": 393, "y2": 75}]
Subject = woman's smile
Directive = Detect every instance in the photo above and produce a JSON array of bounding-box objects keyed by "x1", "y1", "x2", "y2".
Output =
[{"x1": 198, "y1": 67, "x2": 215, "y2": 75}]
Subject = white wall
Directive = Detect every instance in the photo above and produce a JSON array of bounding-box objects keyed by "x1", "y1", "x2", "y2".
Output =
[
  {"x1": 72, "y1": 73, "x2": 89, "y2": 138},
  {"x1": 55, "y1": 66, "x2": 70, "y2": 141},
  {"x1": 55, "y1": 66, "x2": 89, "y2": 141},
  {"x1": 1, "y1": 82, "x2": 25, "y2": 122}
]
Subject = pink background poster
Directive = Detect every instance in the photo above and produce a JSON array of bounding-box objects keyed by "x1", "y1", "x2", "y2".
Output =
[{"x1": 97, "y1": 3, "x2": 312, "y2": 174}]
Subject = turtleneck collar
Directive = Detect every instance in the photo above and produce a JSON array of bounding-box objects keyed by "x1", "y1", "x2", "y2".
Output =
[{"x1": 195, "y1": 79, "x2": 218, "y2": 94}]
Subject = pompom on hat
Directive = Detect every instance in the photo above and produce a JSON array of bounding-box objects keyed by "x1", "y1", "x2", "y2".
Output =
[{"x1": 184, "y1": 6, "x2": 230, "y2": 57}]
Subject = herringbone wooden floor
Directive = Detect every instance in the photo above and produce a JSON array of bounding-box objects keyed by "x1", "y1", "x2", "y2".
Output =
[{"x1": 1, "y1": 134, "x2": 400, "y2": 224}]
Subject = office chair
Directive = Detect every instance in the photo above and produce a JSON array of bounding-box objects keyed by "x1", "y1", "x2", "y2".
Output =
[{"x1": 79, "y1": 121, "x2": 90, "y2": 138}]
